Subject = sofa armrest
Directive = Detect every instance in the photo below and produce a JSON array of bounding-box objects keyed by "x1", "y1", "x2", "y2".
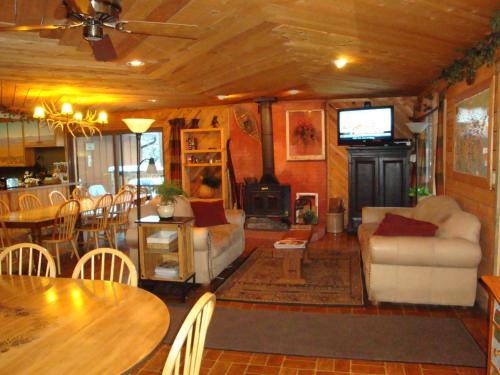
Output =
[
  {"x1": 192, "y1": 227, "x2": 210, "y2": 253},
  {"x1": 225, "y1": 209, "x2": 245, "y2": 228},
  {"x1": 370, "y1": 236, "x2": 482, "y2": 268},
  {"x1": 362, "y1": 207, "x2": 414, "y2": 224}
]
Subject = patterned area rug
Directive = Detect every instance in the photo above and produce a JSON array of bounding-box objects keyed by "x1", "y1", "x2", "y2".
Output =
[{"x1": 216, "y1": 247, "x2": 363, "y2": 306}]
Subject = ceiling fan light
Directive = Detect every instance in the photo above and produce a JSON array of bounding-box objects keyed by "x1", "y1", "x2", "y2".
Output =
[
  {"x1": 127, "y1": 59, "x2": 145, "y2": 67},
  {"x1": 83, "y1": 23, "x2": 103, "y2": 41}
]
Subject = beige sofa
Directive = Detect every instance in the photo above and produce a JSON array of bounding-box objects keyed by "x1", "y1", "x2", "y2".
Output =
[
  {"x1": 358, "y1": 195, "x2": 481, "y2": 306},
  {"x1": 126, "y1": 196, "x2": 245, "y2": 284}
]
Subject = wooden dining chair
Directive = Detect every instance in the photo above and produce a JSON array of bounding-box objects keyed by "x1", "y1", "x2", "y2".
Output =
[
  {"x1": 42, "y1": 200, "x2": 81, "y2": 275},
  {"x1": 162, "y1": 292, "x2": 216, "y2": 375},
  {"x1": 107, "y1": 190, "x2": 134, "y2": 247},
  {"x1": 0, "y1": 200, "x2": 31, "y2": 247},
  {"x1": 0, "y1": 242, "x2": 56, "y2": 277},
  {"x1": 71, "y1": 247, "x2": 138, "y2": 286},
  {"x1": 71, "y1": 186, "x2": 91, "y2": 201},
  {"x1": 49, "y1": 190, "x2": 67, "y2": 206},
  {"x1": 76, "y1": 194, "x2": 113, "y2": 250},
  {"x1": 19, "y1": 193, "x2": 43, "y2": 211}
]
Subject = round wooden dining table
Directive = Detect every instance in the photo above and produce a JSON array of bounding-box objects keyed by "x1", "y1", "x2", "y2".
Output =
[{"x1": 0, "y1": 275, "x2": 170, "y2": 374}]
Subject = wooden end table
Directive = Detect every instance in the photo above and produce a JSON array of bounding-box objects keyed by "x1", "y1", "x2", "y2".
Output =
[{"x1": 272, "y1": 226, "x2": 313, "y2": 285}]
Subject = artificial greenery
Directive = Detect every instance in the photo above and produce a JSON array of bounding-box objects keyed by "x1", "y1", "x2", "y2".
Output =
[
  {"x1": 201, "y1": 174, "x2": 221, "y2": 189},
  {"x1": 302, "y1": 209, "x2": 318, "y2": 225},
  {"x1": 439, "y1": 11, "x2": 500, "y2": 86},
  {"x1": 408, "y1": 186, "x2": 431, "y2": 198},
  {"x1": 156, "y1": 181, "x2": 186, "y2": 204}
]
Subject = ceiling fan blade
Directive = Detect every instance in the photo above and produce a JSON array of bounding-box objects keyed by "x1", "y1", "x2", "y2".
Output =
[
  {"x1": 0, "y1": 24, "x2": 70, "y2": 32},
  {"x1": 90, "y1": 34, "x2": 117, "y2": 61},
  {"x1": 116, "y1": 21, "x2": 200, "y2": 40}
]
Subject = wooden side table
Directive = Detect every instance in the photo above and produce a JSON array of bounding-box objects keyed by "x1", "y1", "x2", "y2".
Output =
[
  {"x1": 481, "y1": 275, "x2": 500, "y2": 374},
  {"x1": 137, "y1": 215, "x2": 195, "y2": 299}
]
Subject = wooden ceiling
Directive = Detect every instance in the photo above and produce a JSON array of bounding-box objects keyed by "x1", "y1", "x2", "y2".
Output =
[{"x1": 0, "y1": 0, "x2": 497, "y2": 112}]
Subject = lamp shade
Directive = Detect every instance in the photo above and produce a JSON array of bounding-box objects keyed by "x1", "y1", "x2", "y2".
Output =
[
  {"x1": 98, "y1": 110, "x2": 108, "y2": 124},
  {"x1": 146, "y1": 158, "x2": 158, "y2": 174},
  {"x1": 61, "y1": 103, "x2": 73, "y2": 115},
  {"x1": 406, "y1": 122, "x2": 429, "y2": 134},
  {"x1": 33, "y1": 106, "x2": 45, "y2": 119},
  {"x1": 122, "y1": 118, "x2": 155, "y2": 133}
]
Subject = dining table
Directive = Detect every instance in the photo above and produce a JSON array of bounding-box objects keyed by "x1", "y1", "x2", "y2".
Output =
[
  {"x1": 0, "y1": 275, "x2": 170, "y2": 374},
  {"x1": 0, "y1": 198, "x2": 96, "y2": 244}
]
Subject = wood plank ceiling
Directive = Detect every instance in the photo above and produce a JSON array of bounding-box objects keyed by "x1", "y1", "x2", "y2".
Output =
[{"x1": 0, "y1": 0, "x2": 497, "y2": 112}]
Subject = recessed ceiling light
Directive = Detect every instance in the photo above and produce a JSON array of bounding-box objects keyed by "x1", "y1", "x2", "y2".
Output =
[
  {"x1": 147, "y1": 99, "x2": 158, "y2": 103},
  {"x1": 216, "y1": 95, "x2": 226, "y2": 100},
  {"x1": 289, "y1": 89, "x2": 299, "y2": 95},
  {"x1": 333, "y1": 58, "x2": 348, "y2": 69},
  {"x1": 127, "y1": 59, "x2": 145, "y2": 67}
]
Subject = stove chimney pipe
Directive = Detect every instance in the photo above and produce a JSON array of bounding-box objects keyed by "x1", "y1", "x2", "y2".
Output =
[{"x1": 255, "y1": 97, "x2": 278, "y2": 184}]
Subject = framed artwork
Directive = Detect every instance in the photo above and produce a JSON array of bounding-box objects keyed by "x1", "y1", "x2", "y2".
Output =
[
  {"x1": 286, "y1": 109, "x2": 325, "y2": 161},
  {"x1": 295, "y1": 192, "x2": 319, "y2": 224},
  {"x1": 453, "y1": 79, "x2": 494, "y2": 187}
]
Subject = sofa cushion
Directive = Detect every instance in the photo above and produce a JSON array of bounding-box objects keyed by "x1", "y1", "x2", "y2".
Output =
[
  {"x1": 173, "y1": 195, "x2": 194, "y2": 217},
  {"x1": 374, "y1": 213, "x2": 438, "y2": 237},
  {"x1": 209, "y1": 224, "x2": 241, "y2": 258},
  {"x1": 437, "y1": 210, "x2": 481, "y2": 243},
  {"x1": 191, "y1": 200, "x2": 228, "y2": 227},
  {"x1": 413, "y1": 195, "x2": 460, "y2": 225}
]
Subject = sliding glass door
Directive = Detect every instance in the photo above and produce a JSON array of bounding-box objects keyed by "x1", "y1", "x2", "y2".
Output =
[{"x1": 75, "y1": 131, "x2": 164, "y2": 194}]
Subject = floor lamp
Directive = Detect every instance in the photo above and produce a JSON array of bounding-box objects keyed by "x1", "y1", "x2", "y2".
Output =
[
  {"x1": 122, "y1": 118, "x2": 155, "y2": 281},
  {"x1": 406, "y1": 121, "x2": 429, "y2": 201}
]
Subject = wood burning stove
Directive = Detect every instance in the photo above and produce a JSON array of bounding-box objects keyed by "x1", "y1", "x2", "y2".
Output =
[{"x1": 243, "y1": 97, "x2": 291, "y2": 219}]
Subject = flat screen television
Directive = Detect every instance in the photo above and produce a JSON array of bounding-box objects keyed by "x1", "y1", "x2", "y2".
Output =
[{"x1": 337, "y1": 105, "x2": 394, "y2": 145}]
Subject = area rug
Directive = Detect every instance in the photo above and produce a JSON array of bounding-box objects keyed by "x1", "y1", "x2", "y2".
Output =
[
  {"x1": 215, "y1": 247, "x2": 363, "y2": 306},
  {"x1": 165, "y1": 306, "x2": 486, "y2": 367}
]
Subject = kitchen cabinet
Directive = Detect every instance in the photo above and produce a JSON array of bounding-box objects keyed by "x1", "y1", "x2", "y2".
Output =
[
  {"x1": 0, "y1": 122, "x2": 35, "y2": 167},
  {"x1": 24, "y1": 121, "x2": 64, "y2": 148}
]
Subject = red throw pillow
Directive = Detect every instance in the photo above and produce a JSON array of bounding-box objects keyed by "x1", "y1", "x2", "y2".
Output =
[
  {"x1": 374, "y1": 213, "x2": 438, "y2": 237},
  {"x1": 190, "y1": 200, "x2": 228, "y2": 227}
]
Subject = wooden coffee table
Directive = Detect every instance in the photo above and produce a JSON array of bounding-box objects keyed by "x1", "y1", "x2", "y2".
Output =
[{"x1": 272, "y1": 226, "x2": 312, "y2": 285}]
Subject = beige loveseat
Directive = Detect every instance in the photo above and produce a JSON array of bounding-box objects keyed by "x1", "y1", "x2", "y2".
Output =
[
  {"x1": 358, "y1": 195, "x2": 481, "y2": 306},
  {"x1": 126, "y1": 196, "x2": 245, "y2": 284}
]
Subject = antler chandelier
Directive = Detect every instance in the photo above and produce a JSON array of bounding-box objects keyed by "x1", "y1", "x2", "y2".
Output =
[{"x1": 33, "y1": 102, "x2": 108, "y2": 137}]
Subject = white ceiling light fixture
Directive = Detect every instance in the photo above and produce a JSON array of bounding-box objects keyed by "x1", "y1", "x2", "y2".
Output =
[
  {"x1": 289, "y1": 89, "x2": 299, "y2": 95},
  {"x1": 127, "y1": 59, "x2": 145, "y2": 67},
  {"x1": 217, "y1": 95, "x2": 226, "y2": 100},
  {"x1": 147, "y1": 99, "x2": 158, "y2": 103},
  {"x1": 333, "y1": 58, "x2": 348, "y2": 69}
]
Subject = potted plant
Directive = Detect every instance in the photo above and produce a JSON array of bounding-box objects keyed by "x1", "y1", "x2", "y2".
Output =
[
  {"x1": 155, "y1": 182, "x2": 186, "y2": 219},
  {"x1": 302, "y1": 209, "x2": 318, "y2": 225}
]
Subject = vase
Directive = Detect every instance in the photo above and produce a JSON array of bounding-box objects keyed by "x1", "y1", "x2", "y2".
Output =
[{"x1": 157, "y1": 203, "x2": 175, "y2": 219}]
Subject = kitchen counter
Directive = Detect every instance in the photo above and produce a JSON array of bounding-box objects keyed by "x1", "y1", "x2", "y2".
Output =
[{"x1": 0, "y1": 182, "x2": 76, "y2": 211}]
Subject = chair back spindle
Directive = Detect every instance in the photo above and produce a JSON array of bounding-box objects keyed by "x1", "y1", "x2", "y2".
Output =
[
  {"x1": 0, "y1": 243, "x2": 56, "y2": 277},
  {"x1": 19, "y1": 194, "x2": 43, "y2": 211},
  {"x1": 49, "y1": 190, "x2": 67, "y2": 206}
]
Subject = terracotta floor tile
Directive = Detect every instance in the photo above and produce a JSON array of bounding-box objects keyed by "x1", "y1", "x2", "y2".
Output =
[
  {"x1": 282, "y1": 359, "x2": 317, "y2": 369},
  {"x1": 278, "y1": 368, "x2": 298, "y2": 375},
  {"x1": 334, "y1": 359, "x2": 351, "y2": 372},
  {"x1": 386, "y1": 363, "x2": 406, "y2": 375},
  {"x1": 208, "y1": 361, "x2": 232, "y2": 375},
  {"x1": 404, "y1": 364, "x2": 423, "y2": 375},
  {"x1": 350, "y1": 364, "x2": 386, "y2": 374},
  {"x1": 267, "y1": 355, "x2": 286, "y2": 367},
  {"x1": 205, "y1": 349, "x2": 224, "y2": 361},
  {"x1": 250, "y1": 353, "x2": 270, "y2": 365},
  {"x1": 245, "y1": 365, "x2": 281, "y2": 374},
  {"x1": 219, "y1": 352, "x2": 253, "y2": 364},
  {"x1": 297, "y1": 370, "x2": 315, "y2": 375},
  {"x1": 227, "y1": 363, "x2": 248, "y2": 375},
  {"x1": 317, "y1": 358, "x2": 335, "y2": 371}
]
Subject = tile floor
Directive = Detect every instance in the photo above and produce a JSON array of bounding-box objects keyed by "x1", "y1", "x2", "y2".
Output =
[{"x1": 126, "y1": 232, "x2": 489, "y2": 375}]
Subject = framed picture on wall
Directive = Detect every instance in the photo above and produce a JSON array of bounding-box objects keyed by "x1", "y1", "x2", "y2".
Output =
[
  {"x1": 286, "y1": 109, "x2": 325, "y2": 161},
  {"x1": 452, "y1": 78, "x2": 494, "y2": 188}
]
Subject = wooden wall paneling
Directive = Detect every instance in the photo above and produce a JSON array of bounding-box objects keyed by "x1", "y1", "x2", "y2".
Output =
[
  {"x1": 326, "y1": 96, "x2": 417, "y2": 226},
  {"x1": 444, "y1": 64, "x2": 498, "y2": 282}
]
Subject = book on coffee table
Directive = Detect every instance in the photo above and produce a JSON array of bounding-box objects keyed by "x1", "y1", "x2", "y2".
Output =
[{"x1": 274, "y1": 239, "x2": 307, "y2": 249}]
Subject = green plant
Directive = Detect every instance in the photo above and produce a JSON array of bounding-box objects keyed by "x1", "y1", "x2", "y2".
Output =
[
  {"x1": 302, "y1": 209, "x2": 318, "y2": 225},
  {"x1": 155, "y1": 181, "x2": 186, "y2": 204},
  {"x1": 201, "y1": 174, "x2": 221, "y2": 189},
  {"x1": 439, "y1": 11, "x2": 500, "y2": 87},
  {"x1": 408, "y1": 186, "x2": 431, "y2": 198}
]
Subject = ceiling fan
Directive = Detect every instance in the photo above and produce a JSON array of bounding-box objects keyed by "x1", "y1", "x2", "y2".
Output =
[{"x1": 0, "y1": 0, "x2": 200, "y2": 61}]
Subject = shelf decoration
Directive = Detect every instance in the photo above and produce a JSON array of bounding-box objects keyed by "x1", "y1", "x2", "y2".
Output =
[{"x1": 439, "y1": 11, "x2": 500, "y2": 87}]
